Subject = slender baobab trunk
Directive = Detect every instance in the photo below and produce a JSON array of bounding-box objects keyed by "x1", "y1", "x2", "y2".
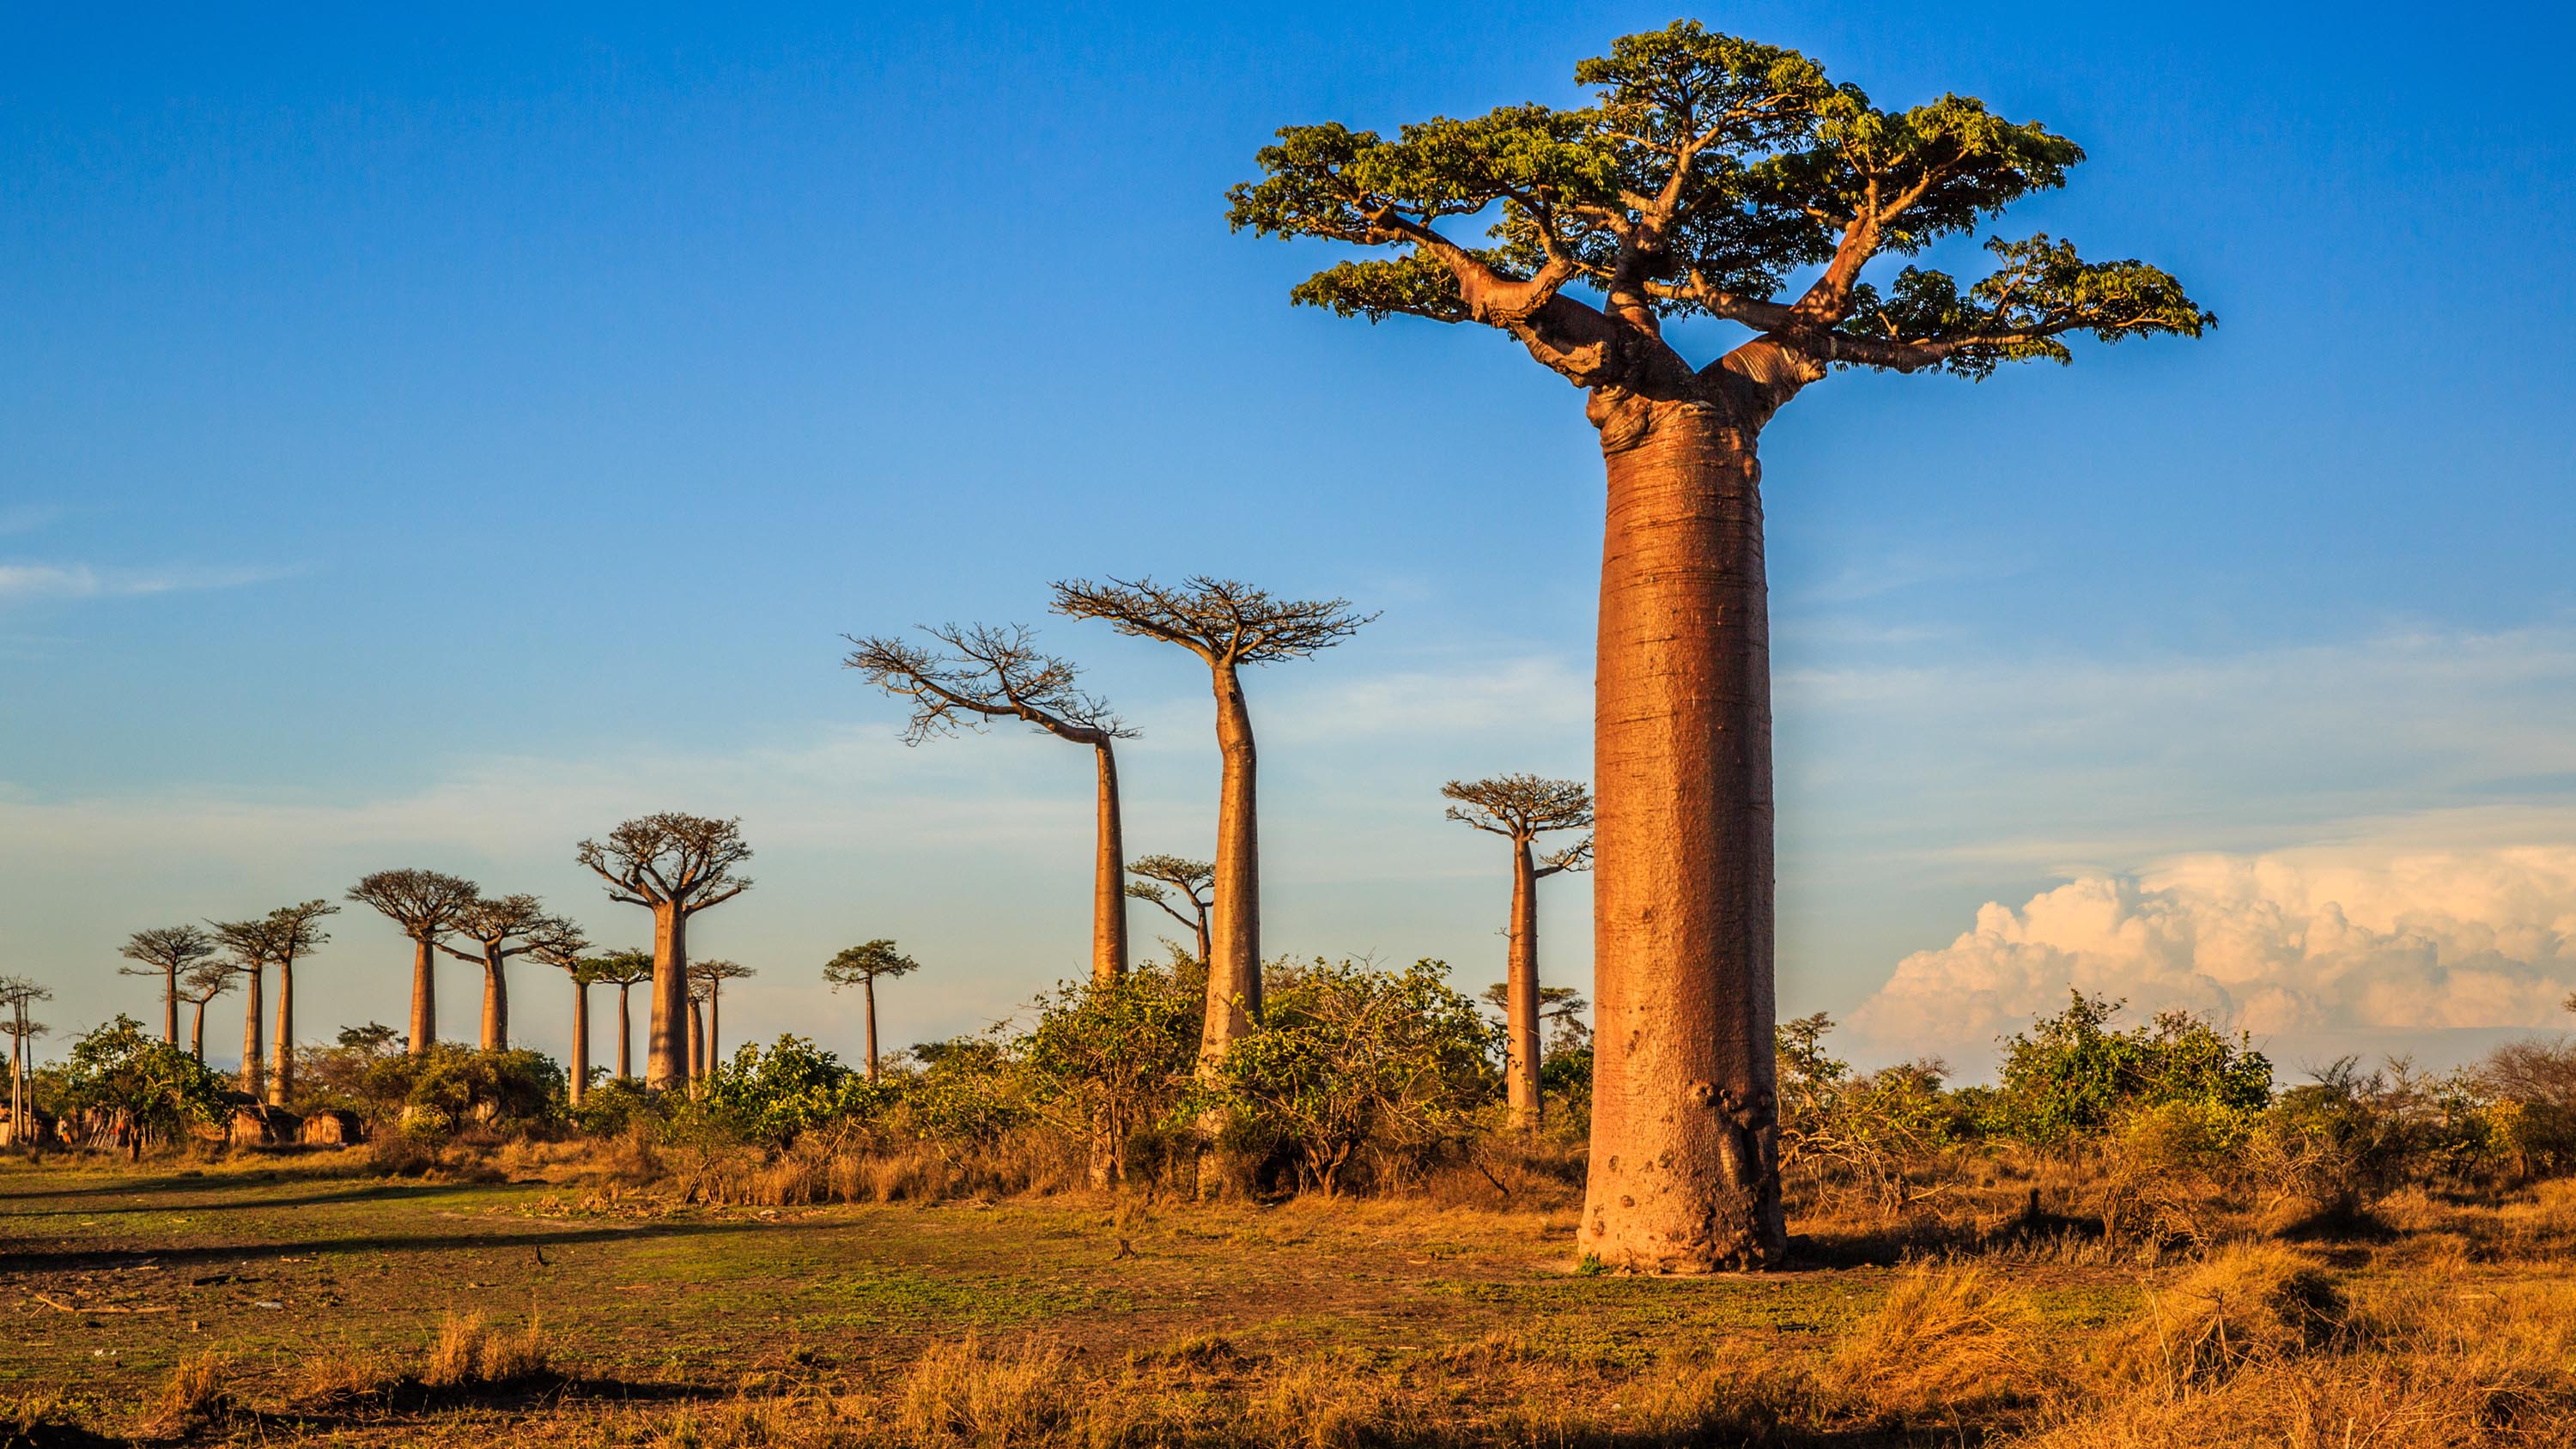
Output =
[
  {"x1": 648, "y1": 905, "x2": 690, "y2": 1091},
  {"x1": 270, "y1": 960, "x2": 295, "y2": 1105},
  {"x1": 240, "y1": 966, "x2": 266, "y2": 1099},
  {"x1": 617, "y1": 985, "x2": 634, "y2": 1081},
  {"x1": 863, "y1": 978, "x2": 879, "y2": 1083},
  {"x1": 190, "y1": 1002, "x2": 208, "y2": 1062},
  {"x1": 161, "y1": 967, "x2": 179, "y2": 1045},
  {"x1": 1202, "y1": 660, "x2": 1261, "y2": 1070},
  {"x1": 408, "y1": 936, "x2": 438, "y2": 1054},
  {"x1": 568, "y1": 978, "x2": 591, "y2": 1106},
  {"x1": 479, "y1": 954, "x2": 507, "y2": 1052},
  {"x1": 1581, "y1": 407, "x2": 1783, "y2": 1271},
  {"x1": 686, "y1": 997, "x2": 706, "y2": 1086},
  {"x1": 706, "y1": 986, "x2": 720, "y2": 1072},
  {"x1": 1506, "y1": 836, "x2": 1542, "y2": 1131},
  {"x1": 1092, "y1": 741, "x2": 1129, "y2": 984}
]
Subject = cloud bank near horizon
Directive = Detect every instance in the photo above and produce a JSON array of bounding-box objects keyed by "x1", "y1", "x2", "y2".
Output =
[{"x1": 1853, "y1": 826, "x2": 2576, "y2": 1055}]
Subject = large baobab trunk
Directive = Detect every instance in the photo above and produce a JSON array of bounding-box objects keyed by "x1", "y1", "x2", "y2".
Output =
[
  {"x1": 1203, "y1": 661, "x2": 1261, "y2": 1066},
  {"x1": 1506, "y1": 838, "x2": 1542, "y2": 1131},
  {"x1": 647, "y1": 906, "x2": 689, "y2": 1091},
  {"x1": 480, "y1": 958, "x2": 507, "y2": 1052},
  {"x1": 270, "y1": 961, "x2": 295, "y2": 1105},
  {"x1": 409, "y1": 937, "x2": 437, "y2": 1053},
  {"x1": 1582, "y1": 405, "x2": 1783, "y2": 1271},
  {"x1": 1093, "y1": 742, "x2": 1128, "y2": 984},
  {"x1": 862, "y1": 978, "x2": 879, "y2": 1083},
  {"x1": 617, "y1": 985, "x2": 634, "y2": 1081},
  {"x1": 240, "y1": 967, "x2": 265, "y2": 1099},
  {"x1": 568, "y1": 979, "x2": 591, "y2": 1106}
]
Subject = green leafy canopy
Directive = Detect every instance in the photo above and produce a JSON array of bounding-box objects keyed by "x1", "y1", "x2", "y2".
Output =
[{"x1": 1227, "y1": 21, "x2": 2208, "y2": 383}]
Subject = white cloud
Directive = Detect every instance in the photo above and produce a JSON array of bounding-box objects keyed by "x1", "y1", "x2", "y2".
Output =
[
  {"x1": 0, "y1": 561, "x2": 289, "y2": 601},
  {"x1": 1851, "y1": 817, "x2": 2576, "y2": 1056}
]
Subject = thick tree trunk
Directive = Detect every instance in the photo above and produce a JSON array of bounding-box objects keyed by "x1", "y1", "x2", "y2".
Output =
[
  {"x1": 161, "y1": 967, "x2": 179, "y2": 1045},
  {"x1": 617, "y1": 985, "x2": 634, "y2": 1081},
  {"x1": 1193, "y1": 911, "x2": 1212, "y2": 969},
  {"x1": 480, "y1": 952, "x2": 507, "y2": 1052},
  {"x1": 240, "y1": 967, "x2": 265, "y2": 1099},
  {"x1": 1092, "y1": 742, "x2": 1129, "y2": 984},
  {"x1": 863, "y1": 978, "x2": 878, "y2": 1083},
  {"x1": 408, "y1": 937, "x2": 437, "y2": 1054},
  {"x1": 270, "y1": 962, "x2": 295, "y2": 1105},
  {"x1": 1202, "y1": 660, "x2": 1261, "y2": 1070},
  {"x1": 569, "y1": 979, "x2": 591, "y2": 1106},
  {"x1": 1507, "y1": 837, "x2": 1542, "y2": 1131},
  {"x1": 647, "y1": 906, "x2": 689, "y2": 1091},
  {"x1": 1581, "y1": 401, "x2": 1783, "y2": 1272}
]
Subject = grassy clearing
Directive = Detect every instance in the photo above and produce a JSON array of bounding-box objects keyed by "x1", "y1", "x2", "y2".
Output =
[{"x1": 4, "y1": 1154, "x2": 2574, "y2": 1446}]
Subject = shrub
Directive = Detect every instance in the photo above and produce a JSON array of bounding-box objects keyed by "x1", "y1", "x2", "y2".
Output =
[
  {"x1": 692, "y1": 1035, "x2": 884, "y2": 1148},
  {"x1": 1013, "y1": 955, "x2": 1202, "y2": 1184},
  {"x1": 50, "y1": 1014, "x2": 231, "y2": 1154},
  {"x1": 1777, "y1": 1013, "x2": 1960, "y2": 1210},
  {"x1": 363, "y1": 1044, "x2": 566, "y2": 1139},
  {"x1": 1989, "y1": 992, "x2": 2272, "y2": 1145},
  {"x1": 1206, "y1": 958, "x2": 1499, "y2": 1194}
]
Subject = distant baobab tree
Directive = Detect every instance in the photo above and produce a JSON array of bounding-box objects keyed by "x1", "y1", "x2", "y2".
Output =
[
  {"x1": 209, "y1": 900, "x2": 335, "y2": 1102},
  {"x1": 118, "y1": 925, "x2": 218, "y2": 1045},
  {"x1": 685, "y1": 976, "x2": 709, "y2": 1082},
  {"x1": 577, "y1": 814, "x2": 753, "y2": 1091},
  {"x1": 346, "y1": 869, "x2": 482, "y2": 1054},
  {"x1": 1125, "y1": 854, "x2": 1214, "y2": 966},
  {"x1": 845, "y1": 623, "x2": 1137, "y2": 984},
  {"x1": 2, "y1": 975, "x2": 51, "y2": 1138},
  {"x1": 177, "y1": 960, "x2": 234, "y2": 1063},
  {"x1": 435, "y1": 894, "x2": 580, "y2": 1052},
  {"x1": 823, "y1": 940, "x2": 920, "y2": 1082},
  {"x1": 688, "y1": 958, "x2": 755, "y2": 1072},
  {"x1": 1230, "y1": 22, "x2": 2207, "y2": 1268},
  {"x1": 209, "y1": 916, "x2": 278, "y2": 1097},
  {"x1": 1443, "y1": 775, "x2": 1594, "y2": 1131},
  {"x1": 589, "y1": 949, "x2": 653, "y2": 1082},
  {"x1": 533, "y1": 940, "x2": 601, "y2": 1106},
  {"x1": 1050, "y1": 576, "x2": 1372, "y2": 1075}
]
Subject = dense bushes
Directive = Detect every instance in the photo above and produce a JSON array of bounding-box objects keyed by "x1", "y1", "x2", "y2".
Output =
[{"x1": 46, "y1": 1014, "x2": 232, "y2": 1152}]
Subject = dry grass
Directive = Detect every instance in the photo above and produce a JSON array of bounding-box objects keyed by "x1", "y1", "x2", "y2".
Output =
[
  {"x1": 422, "y1": 1311, "x2": 551, "y2": 1391},
  {"x1": 2107, "y1": 1244, "x2": 2345, "y2": 1395},
  {"x1": 1830, "y1": 1264, "x2": 2043, "y2": 1416},
  {"x1": 143, "y1": 1350, "x2": 235, "y2": 1437}
]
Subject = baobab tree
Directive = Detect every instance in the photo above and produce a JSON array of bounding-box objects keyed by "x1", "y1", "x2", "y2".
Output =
[
  {"x1": 435, "y1": 894, "x2": 580, "y2": 1052},
  {"x1": 1, "y1": 975, "x2": 50, "y2": 1141},
  {"x1": 208, "y1": 914, "x2": 279, "y2": 1097},
  {"x1": 846, "y1": 624, "x2": 1136, "y2": 983},
  {"x1": 534, "y1": 940, "x2": 601, "y2": 1105},
  {"x1": 1050, "y1": 577, "x2": 1372, "y2": 1072},
  {"x1": 258, "y1": 900, "x2": 337, "y2": 1104},
  {"x1": 118, "y1": 925, "x2": 218, "y2": 1045},
  {"x1": 1125, "y1": 854, "x2": 1214, "y2": 965},
  {"x1": 822, "y1": 940, "x2": 920, "y2": 1082},
  {"x1": 1230, "y1": 23, "x2": 2207, "y2": 1269},
  {"x1": 346, "y1": 869, "x2": 482, "y2": 1054},
  {"x1": 1443, "y1": 775, "x2": 1593, "y2": 1131},
  {"x1": 576, "y1": 814, "x2": 753, "y2": 1091},
  {"x1": 590, "y1": 949, "x2": 653, "y2": 1082},
  {"x1": 688, "y1": 958, "x2": 755, "y2": 1071},
  {"x1": 177, "y1": 961, "x2": 234, "y2": 1063}
]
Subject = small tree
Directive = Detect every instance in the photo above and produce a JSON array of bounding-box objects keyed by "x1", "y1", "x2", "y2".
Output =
[
  {"x1": 823, "y1": 940, "x2": 921, "y2": 1082},
  {"x1": 118, "y1": 925, "x2": 218, "y2": 1046},
  {"x1": 847, "y1": 623, "x2": 1137, "y2": 984},
  {"x1": 576, "y1": 814, "x2": 754, "y2": 1091},
  {"x1": 1018, "y1": 953, "x2": 1206, "y2": 1187},
  {"x1": 1125, "y1": 854, "x2": 1214, "y2": 966},
  {"x1": 176, "y1": 961, "x2": 234, "y2": 1064},
  {"x1": 1444, "y1": 774, "x2": 1593, "y2": 1130},
  {"x1": 589, "y1": 949, "x2": 654, "y2": 1082},
  {"x1": 688, "y1": 958, "x2": 756, "y2": 1070},
  {"x1": 434, "y1": 894, "x2": 580, "y2": 1052},
  {"x1": 54, "y1": 1015, "x2": 230, "y2": 1159},
  {"x1": 1050, "y1": 577, "x2": 1372, "y2": 1075},
  {"x1": 347, "y1": 869, "x2": 483, "y2": 1055}
]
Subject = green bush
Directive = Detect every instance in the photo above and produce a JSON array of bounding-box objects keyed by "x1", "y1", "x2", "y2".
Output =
[
  {"x1": 361, "y1": 1044, "x2": 565, "y2": 1141},
  {"x1": 692, "y1": 1035, "x2": 887, "y2": 1147},
  {"x1": 50, "y1": 1014, "x2": 231, "y2": 1152},
  {"x1": 1014, "y1": 955, "x2": 1202, "y2": 1183},
  {"x1": 1988, "y1": 992, "x2": 2272, "y2": 1145}
]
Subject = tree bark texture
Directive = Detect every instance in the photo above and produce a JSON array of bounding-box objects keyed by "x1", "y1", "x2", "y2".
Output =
[
  {"x1": 862, "y1": 978, "x2": 879, "y2": 1082},
  {"x1": 1092, "y1": 742, "x2": 1129, "y2": 984},
  {"x1": 569, "y1": 980, "x2": 591, "y2": 1106},
  {"x1": 480, "y1": 954, "x2": 508, "y2": 1052},
  {"x1": 240, "y1": 966, "x2": 265, "y2": 1100},
  {"x1": 190, "y1": 1003, "x2": 207, "y2": 1063},
  {"x1": 1581, "y1": 398, "x2": 1784, "y2": 1272},
  {"x1": 648, "y1": 906, "x2": 689, "y2": 1091},
  {"x1": 707, "y1": 988, "x2": 720, "y2": 1072},
  {"x1": 161, "y1": 968, "x2": 178, "y2": 1046},
  {"x1": 1507, "y1": 837, "x2": 1542, "y2": 1131},
  {"x1": 270, "y1": 962, "x2": 295, "y2": 1105},
  {"x1": 1202, "y1": 660, "x2": 1261, "y2": 1069},
  {"x1": 408, "y1": 937, "x2": 437, "y2": 1054},
  {"x1": 687, "y1": 997, "x2": 706, "y2": 1085},
  {"x1": 617, "y1": 985, "x2": 634, "y2": 1081}
]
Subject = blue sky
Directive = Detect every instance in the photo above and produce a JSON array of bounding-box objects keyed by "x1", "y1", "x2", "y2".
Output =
[{"x1": 7, "y1": 3, "x2": 2576, "y2": 1076}]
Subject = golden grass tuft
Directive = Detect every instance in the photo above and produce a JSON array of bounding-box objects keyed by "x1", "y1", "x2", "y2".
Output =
[
  {"x1": 1832, "y1": 1263, "x2": 2043, "y2": 1416},
  {"x1": 2109, "y1": 1244, "x2": 2345, "y2": 1396},
  {"x1": 896, "y1": 1335, "x2": 1077, "y2": 1446},
  {"x1": 422, "y1": 1310, "x2": 550, "y2": 1391},
  {"x1": 142, "y1": 1350, "x2": 234, "y2": 1437}
]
